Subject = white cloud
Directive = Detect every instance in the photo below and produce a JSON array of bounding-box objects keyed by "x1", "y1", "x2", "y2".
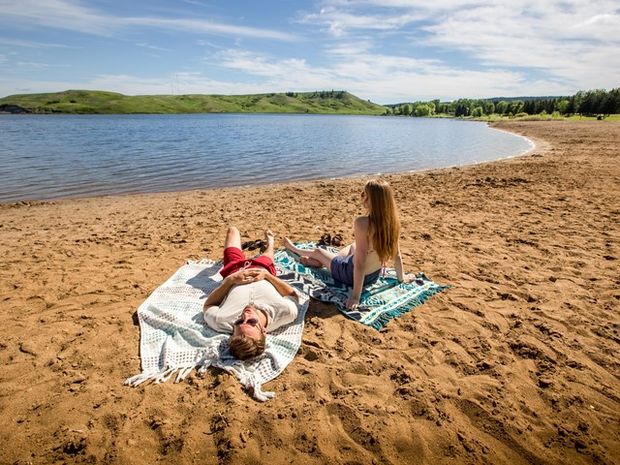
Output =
[
  {"x1": 300, "y1": 0, "x2": 620, "y2": 95},
  {"x1": 1, "y1": 1, "x2": 617, "y2": 101},
  {"x1": 0, "y1": 37, "x2": 589, "y2": 102},
  {"x1": 16, "y1": 61, "x2": 50, "y2": 69},
  {"x1": 0, "y1": 37, "x2": 75, "y2": 48},
  {"x1": 134, "y1": 42, "x2": 171, "y2": 52},
  {"x1": 0, "y1": 0, "x2": 295, "y2": 40},
  {"x1": 0, "y1": 0, "x2": 112, "y2": 35},
  {"x1": 119, "y1": 17, "x2": 295, "y2": 41},
  {"x1": 419, "y1": 1, "x2": 620, "y2": 90},
  {"x1": 300, "y1": 6, "x2": 423, "y2": 36},
  {"x1": 0, "y1": 73, "x2": 277, "y2": 98},
  {"x1": 211, "y1": 48, "x2": 576, "y2": 102}
]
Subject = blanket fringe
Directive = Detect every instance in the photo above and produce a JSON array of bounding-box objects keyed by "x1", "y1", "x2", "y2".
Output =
[
  {"x1": 125, "y1": 364, "x2": 200, "y2": 387},
  {"x1": 239, "y1": 372, "x2": 275, "y2": 402},
  {"x1": 125, "y1": 349, "x2": 221, "y2": 386},
  {"x1": 367, "y1": 285, "x2": 449, "y2": 330},
  {"x1": 124, "y1": 372, "x2": 157, "y2": 387},
  {"x1": 187, "y1": 258, "x2": 217, "y2": 266},
  {"x1": 175, "y1": 366, "x2": 194, "y2": 383},
  {"x1": 123, "y1": 367, "x2": 176, "y2": 386},
  {"x1": 249, "y1": 379, "x2": 275, "y2": 402},
  {"x1": 216, "y1": 365, "x2": 275, "y2": 401}
]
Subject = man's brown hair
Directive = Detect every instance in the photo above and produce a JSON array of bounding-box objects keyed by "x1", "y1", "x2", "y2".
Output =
[{"x1": 229, "y1": 334, "x2": 266, "y2": 360}]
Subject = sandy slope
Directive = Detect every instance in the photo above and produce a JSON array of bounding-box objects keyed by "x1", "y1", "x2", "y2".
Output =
[{"x1": 0, "y1": 120, "x2": 618, "y2": 465}]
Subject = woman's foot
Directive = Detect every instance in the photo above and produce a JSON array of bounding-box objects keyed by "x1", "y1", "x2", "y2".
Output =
[
  {"x1": 283, "y1": 237, "x2": 298, "y2": 253},
  {"x1": 284, "y1": 238, "x2": 322, "y2": 267}
]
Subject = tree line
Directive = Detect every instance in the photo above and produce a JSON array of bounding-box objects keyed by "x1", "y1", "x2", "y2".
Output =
[{"x1": 384, "y1": 88, "x2": 620, "y2": 118}]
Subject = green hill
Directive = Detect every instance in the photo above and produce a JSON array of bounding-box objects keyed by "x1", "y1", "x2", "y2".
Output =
[{"x1": 0, "y1": 89, "x2": 386, "y2": 115}]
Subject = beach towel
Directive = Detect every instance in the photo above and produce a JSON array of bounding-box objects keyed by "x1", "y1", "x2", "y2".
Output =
[
  {"x1": 124, "y1": 260, "x2": 309, "y2": 401},
  {"x1": 274, "y1": 243, "x2": 448, "y2": 330}
]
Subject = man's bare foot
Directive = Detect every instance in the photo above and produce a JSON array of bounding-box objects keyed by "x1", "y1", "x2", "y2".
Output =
[
  {"x1": 300, "y1": 256, "x2": 322, "y2": 267},
  {"x1": 265, "y1": 230, "x2": 275, "y2": 248}
]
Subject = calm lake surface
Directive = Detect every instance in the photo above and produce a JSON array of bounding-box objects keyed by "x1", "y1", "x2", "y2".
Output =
[{"x1": 0, "y1": 113, "x2": 532, "y2": 202}]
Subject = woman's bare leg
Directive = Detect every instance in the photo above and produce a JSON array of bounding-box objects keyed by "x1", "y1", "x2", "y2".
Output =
[
  {"x1": 283, "y1": 237, "x2": 310, "y2": 257},
  {"x1": 300, "y1": 256, "x2": 323, "y2": 267},
  {"x1": 283, "y1": 237, "x2": 337, "y2": 268},
  {"x1": 337, "y1": 243, "x2": 355, "y2": 257}
]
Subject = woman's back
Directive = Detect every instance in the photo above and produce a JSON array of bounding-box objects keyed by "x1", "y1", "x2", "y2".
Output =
[{"x1": 354, "y1": 215, "x2": 384, "y2": 275}]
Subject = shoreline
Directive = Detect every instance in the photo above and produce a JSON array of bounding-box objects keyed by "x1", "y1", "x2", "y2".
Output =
[{"x1": 1, "y1": 120, "x2": 618, "y2": 465}]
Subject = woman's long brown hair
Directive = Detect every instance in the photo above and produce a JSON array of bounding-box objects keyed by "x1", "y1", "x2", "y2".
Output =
[{"x1": 365, "y1": 179, "x2": 400, "y2": 262}]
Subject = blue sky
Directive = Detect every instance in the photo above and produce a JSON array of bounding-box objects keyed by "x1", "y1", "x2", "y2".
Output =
[{"x1": 0, "y1": 0, "x2": 618, "y2": 103}]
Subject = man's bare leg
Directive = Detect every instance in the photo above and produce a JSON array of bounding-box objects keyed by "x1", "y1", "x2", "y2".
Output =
[{"x1": 224, "y1": 226, "x2": 242, "y2": 250}]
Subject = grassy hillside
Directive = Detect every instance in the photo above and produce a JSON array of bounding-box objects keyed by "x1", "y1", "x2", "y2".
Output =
[{"x1": 0, "y1": 89, "x2": 386, "y2": 115}]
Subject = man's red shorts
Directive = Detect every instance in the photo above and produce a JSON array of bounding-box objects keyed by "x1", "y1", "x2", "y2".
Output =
[{"x1": 219, "y1": 247, "x2": 277, "y2": 278}]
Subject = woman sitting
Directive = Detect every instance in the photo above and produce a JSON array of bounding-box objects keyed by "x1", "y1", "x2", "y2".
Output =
[{"x1": 284, "y1": 179, "x2": 414, "y2": 309}]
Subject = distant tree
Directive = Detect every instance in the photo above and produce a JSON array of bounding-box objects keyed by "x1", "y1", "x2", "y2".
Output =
[
  {"x1": 483, "y1": 100, "x2": 494, "y2": 115},
  {"x1": 606, "y1": 88, "x2": 620, "y2": 113},
  {"x1": 414, "y1": 103, "x2": 433, "y2": 116},
  {"x1": 495, "y1": 101, "x2": 509, "y2": 115},
  {"x1": 454, "y1": 101, "x2": 469, "y2": 117},
  {"x1": 381, "y1": 87, "x2": 618, "y2": 119},
  {"x1": 555, "y1": 99, "x2": 570, "y2": 114},
  {"x1": 509, "y1": 100, "x2": 524, "y2": 115}
]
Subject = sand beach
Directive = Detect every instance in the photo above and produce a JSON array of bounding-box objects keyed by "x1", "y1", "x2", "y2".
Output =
[{"x1": 0, "y1": 120, "x2": 618, "y2": 464}]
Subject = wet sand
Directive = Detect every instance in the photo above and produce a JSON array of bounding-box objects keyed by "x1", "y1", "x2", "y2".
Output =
[{"x1": 0, "y1": 120, "x2": 618, "y2": 464}]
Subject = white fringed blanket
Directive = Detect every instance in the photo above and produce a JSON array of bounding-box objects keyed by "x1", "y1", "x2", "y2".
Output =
[{"x1": 124, "y1": 260, "x2": 309, "y2": 401}]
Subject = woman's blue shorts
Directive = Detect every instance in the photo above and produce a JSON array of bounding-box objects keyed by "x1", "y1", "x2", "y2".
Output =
[{"x1": 330, "y1": 254, "x2": 380, "y2": 287}]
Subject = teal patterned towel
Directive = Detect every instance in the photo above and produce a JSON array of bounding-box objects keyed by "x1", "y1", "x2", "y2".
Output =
[{"x1": 274, "y1": 244, "x2": 448, "y2": 330}]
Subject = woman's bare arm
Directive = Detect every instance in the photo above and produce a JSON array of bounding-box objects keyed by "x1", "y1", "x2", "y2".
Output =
[
  {"x1": 394, "y1": 244, "x2": 405, "y2": 282},
  {"x1": 394, "y1": 242, "x2": 416, "y2": 283}
]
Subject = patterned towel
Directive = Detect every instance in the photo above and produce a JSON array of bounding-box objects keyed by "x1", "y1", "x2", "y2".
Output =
[
  {"x1": 274, "y1": 243, "x2": 448, "y2": 330},
  {"x1": 124, "y1": 260, "x2": 309, "y2": 401}
]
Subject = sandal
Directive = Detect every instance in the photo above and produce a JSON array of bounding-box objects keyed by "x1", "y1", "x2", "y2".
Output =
[
  {"x1": 331, "y1": 234, "x2": 343, "y2": 247},
  {"x1": 247, "y1": 239, "x2": 264, "y2": 251},
  {"x1": 318, "y1": 233, "x2": 331, "y2": 246}
]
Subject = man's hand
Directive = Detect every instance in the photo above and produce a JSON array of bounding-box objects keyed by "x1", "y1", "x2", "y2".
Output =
[
  {"x1": 225, "y1": 269, "x2": 257, "y2": 285},
  {"x1": 242, "y1": 268, "x2": 297, "y2": 298},
  {"x1": 244, "y1": 269, "x2": 269, "y2": 281}
]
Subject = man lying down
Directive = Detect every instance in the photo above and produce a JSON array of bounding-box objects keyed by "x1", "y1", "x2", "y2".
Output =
[{"x1": 202, "y1": 226, "x2": 298, "y2": 360}]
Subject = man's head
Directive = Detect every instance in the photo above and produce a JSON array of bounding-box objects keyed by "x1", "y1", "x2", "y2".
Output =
[{"x1": 228, "y1": 304, "x2": 267, "y2": 360}]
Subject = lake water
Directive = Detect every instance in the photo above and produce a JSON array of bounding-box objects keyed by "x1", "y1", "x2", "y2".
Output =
[{"x1": 0, "y1": 113, "x2": 532, "y2": 203}]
